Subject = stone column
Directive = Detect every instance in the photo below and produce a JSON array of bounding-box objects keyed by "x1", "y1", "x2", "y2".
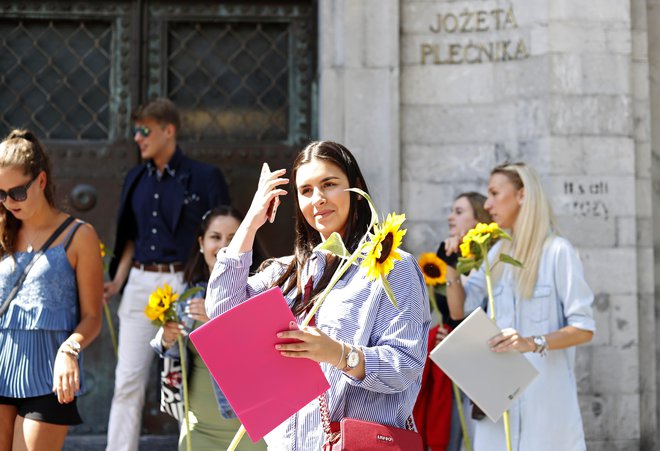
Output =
[
  {"x1": 317, "y1": 0, "x2": 401, "y2": 212},
  {"x1": 400, "y1": 0, "x2": 652, "y2": 448}
]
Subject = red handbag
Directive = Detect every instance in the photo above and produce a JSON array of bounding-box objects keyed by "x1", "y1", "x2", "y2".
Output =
[{"x1": 320, "y1": 394, "x2": 424, "y2": 451}]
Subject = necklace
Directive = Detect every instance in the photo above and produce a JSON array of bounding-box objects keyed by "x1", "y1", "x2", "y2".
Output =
[{"x1": 24, "y1": 228, "x2": 44, "y2": 253}]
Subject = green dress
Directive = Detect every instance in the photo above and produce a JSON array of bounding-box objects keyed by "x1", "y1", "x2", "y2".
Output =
[{"x1": 180, "y1": 329, "x2": 267, "y2": 451}]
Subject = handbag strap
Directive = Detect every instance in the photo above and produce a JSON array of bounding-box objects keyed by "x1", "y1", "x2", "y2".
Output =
[
  {"x1": 319, "y1": 392, "x2": 416, "y2": 439},
  {"x1": 0, "y1": 216, "x2": 75, "y2": 317}
]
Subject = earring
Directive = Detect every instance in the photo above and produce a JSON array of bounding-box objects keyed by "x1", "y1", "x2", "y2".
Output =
[{"x1": 199, "y1": 248, "x2": 204, "y2": 254}]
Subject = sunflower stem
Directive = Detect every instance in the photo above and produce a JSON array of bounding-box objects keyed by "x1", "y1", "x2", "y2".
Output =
[
  {"x1": 302, "y1": 249, "x2": 362, "y2": 327},
  {"x1": 452, "y1": 382, "x2": 472, "y2": 451},
  {"x1": 427, "y1": 285, "x2": 443, "y2": 327},
  {"x1": 103, "y1": 303, "x2": 118, "y2": 358},
  {"x1": 178, "y1": 335, "x2": 192, "y2": 451},
  {"x1": 227, "y1": 426, "x2": 246, "y2": 451},
  {"x1": 481, "y1": 242, "x2": 512, "y2": 451}
]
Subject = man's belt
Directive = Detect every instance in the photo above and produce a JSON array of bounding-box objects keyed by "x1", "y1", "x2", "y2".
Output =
[{"x1": 132, "y1": 262, "x2": 184, "y2": 273}]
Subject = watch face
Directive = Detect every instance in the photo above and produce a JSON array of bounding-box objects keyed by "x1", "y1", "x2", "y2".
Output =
[{"x1": 347, "y1": 350, "x2": 359, "y2": 368}]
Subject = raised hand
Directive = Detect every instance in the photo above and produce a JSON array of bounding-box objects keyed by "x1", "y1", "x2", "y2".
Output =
[{"x1": 244, "y1": 163, "x2": 289, "y2": 230}]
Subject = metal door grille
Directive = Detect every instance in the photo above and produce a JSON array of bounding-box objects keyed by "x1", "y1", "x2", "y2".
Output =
[
  {"x1": 0, "y1": 19, "x2": 113, "y2": 140},
  {"x1": 168, "y1": 21, "x2": 290, "y2": 142}
]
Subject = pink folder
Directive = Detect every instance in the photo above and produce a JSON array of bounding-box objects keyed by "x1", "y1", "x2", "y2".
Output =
[{"x1": 189, "y1": 287, "x2": 330, "y2": 442}]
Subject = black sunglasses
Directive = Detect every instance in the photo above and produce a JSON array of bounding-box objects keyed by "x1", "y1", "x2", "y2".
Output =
[
  {"x1": 131, "y1": 126, "x2": 151, "y2": 138},
  {"x1": 0, "y1": 174, "x2": 38, "y2": 203}
]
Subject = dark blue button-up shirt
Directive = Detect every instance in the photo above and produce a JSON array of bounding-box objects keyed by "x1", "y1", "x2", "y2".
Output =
[{"x1": 132, "y1": 149, "x2": 184, "y2": 263}]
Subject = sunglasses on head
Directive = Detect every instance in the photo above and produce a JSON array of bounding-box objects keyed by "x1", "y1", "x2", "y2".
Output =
[
  {"x1": 131, "y1": 126, "x2": 151, "y2": 138},
  {"x1": 0, "y1": 174, "x2": 38, "y2": 203}
]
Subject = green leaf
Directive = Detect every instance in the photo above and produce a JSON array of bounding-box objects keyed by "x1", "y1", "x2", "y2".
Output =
[
  {"x1": 179, "y1": 286, "x2": 204, "y2": 302},
  {"x1": 499, "y1": 253, "x2": 523, "y2": 268},
  {"x1": 381, "y1": 273, "x2": 398, "y2": 308},
  {"x1": 313, "y1": 232, "x2": 351, "y2": 258},
  {"x1": 347, "y1": 188, "x2": 378, "y2": 227},
  {"x1": 457, "y1": 258, "x2": 480, "y2": 275},
  {"x1": 497, "y1": 228, "x2": 513, "y2": 241},
  {"x1": 434, "y1": 284, "x2": 447, "y2": 297}
]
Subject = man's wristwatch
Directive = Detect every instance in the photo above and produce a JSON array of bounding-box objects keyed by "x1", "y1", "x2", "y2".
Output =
[
  {"x1": 532, "y1": 335, "x2": 548, "y2": 356},
  {"x1": 344, "y1": 345, "x2": 360, "y2": 371}
]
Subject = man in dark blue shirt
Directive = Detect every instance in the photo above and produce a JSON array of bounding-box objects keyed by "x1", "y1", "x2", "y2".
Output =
[{"x1": 104, "y1": 98, "x2": 230, "y2": 450}]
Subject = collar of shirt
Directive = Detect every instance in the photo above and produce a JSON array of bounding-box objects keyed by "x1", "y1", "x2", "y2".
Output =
[{"x1": 146, "y1": 146, "x2": 184, "y2": 179}]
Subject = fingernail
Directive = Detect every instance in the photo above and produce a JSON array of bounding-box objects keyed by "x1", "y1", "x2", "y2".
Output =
[
  {"x1": 277, "y1": 333, "x2": 284, "y2": 338},
  {"x1": 275, "y1": 345, "x2": 281, "y2": 350}
]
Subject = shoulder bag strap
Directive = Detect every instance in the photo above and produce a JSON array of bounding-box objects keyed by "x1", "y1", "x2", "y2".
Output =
[{"x1": 0, "y1": 216, "x2": 75, "y2": 317}]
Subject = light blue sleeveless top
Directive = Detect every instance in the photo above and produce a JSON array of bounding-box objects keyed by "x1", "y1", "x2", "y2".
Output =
[{"x1": 0, "y1": 221, "x2": 85, "y2": 398}]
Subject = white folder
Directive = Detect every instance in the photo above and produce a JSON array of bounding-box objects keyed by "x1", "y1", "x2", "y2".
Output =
[{"x1": 429, "y1": 307, "x2": 539, "y2": 422}]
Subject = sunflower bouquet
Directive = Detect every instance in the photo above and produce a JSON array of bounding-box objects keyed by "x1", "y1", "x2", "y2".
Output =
[
  {"x1": 145, "y1": 283, "x2": 201, "y2": 451},
  {"x1": 456, "y1": 223, "x2": 522, "y2": 451},
  {"x1": 100, "y1": 242, "x2": 118, "y2": 358},
  {"x1": 227, "y1": 188, "x2": 408, "y2": 451},
  {"x1": 417, "y1": 253, "x2": 447, "y2": 326},
  {"x1": 417, "y1": 252, "x2": 472, "y2": 451}
]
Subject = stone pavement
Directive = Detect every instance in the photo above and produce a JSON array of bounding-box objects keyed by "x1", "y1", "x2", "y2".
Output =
[{"x1": 63, "y1": 435, "x2": 178, "y2": 451}]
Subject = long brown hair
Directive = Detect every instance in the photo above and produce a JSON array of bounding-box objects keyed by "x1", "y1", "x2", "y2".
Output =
[
  {"x1": 273, "y1": 141, "x2": 371, "y2": 316},
  {"x1": 455, "y1": 191, "x2": 491, "y2": 224},
  {"x1": 0, "y1": 129, "x2": 56, "y2": 256}
]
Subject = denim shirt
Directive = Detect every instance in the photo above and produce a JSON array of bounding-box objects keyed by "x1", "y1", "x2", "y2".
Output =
[
  {"x1": 463, "y1": 236, "x2": 595, "y2": 451},
  {"x1": 150, "y1": 284, "x2": 236, "y2": 419}
]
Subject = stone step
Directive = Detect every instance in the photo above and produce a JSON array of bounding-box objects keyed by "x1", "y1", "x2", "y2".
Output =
[{"x1": 63, "y1": 435, "x2": 178, "y2": 451}]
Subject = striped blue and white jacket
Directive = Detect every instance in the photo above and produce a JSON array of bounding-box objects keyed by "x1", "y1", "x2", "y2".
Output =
[{"x1": 206, "y1": 248, "x2": 430, "y2": 450}]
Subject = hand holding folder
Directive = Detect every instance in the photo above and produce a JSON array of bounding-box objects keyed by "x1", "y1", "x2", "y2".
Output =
[
  {"x1": 189, "y1": 287, "x2": 330, "y2": 441},
  {"x1": 429, "y1": 308, "x2": 539, "y2": 422}
]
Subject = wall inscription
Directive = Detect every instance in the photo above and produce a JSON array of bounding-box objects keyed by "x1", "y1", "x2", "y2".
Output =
[
  {"x1": 562, "y1": 180, "x2": 610, "y2": 220},
  {"x1": 420, "y1": 6, "x2": 530, "y2": 65}
]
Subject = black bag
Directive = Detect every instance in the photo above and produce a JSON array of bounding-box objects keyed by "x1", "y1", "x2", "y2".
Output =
[{"x1": 159, "y1": 355, "x2": 184, "y2": 421}]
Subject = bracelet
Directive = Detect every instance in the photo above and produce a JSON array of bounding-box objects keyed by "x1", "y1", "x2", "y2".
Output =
[
  {"x1": 162, "y1": 337, "x2": 176, "y2": 348},
  {"x1": 334, "y1": 342, "x2": 346, "y2": 369},
  {"x1": 59, "y1": 347, "x2": 79, "y2": 360},
  {"x1": 446, "y1": 277, "x2": 461, "y2": 287}
]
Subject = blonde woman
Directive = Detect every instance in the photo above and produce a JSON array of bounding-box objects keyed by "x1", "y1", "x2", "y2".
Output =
[{"x1": 445, "y1": 162, "x2": 594, "y2": 451}]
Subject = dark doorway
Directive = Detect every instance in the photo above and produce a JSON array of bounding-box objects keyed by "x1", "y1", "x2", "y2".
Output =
[{"x1": 0, "y1": 0, "x2": 316, "y2": 436}]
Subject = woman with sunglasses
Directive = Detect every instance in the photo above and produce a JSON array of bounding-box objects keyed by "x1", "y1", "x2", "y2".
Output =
[{"x1": 0, "y1": 130, "x2": 104, "y2": 450}]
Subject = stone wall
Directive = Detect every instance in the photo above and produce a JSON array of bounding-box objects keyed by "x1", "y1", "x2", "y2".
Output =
[{"x1": 320, "y1": 0, "x2": 658, "y2": 449}]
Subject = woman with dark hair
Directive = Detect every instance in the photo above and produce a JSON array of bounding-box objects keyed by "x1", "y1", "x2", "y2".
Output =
[
  {"x1": 153, "y1": 207, "x2": 266, "y2": 450},
  {"x1": 0, "y1": 130, "x2": 103, "y2": 450},
  {"x1": 206, "y1": 141, "x2": 430, "y2": 449},
  {"x1": 414, "y1": 192, "x2": 492, "y2": 451}
]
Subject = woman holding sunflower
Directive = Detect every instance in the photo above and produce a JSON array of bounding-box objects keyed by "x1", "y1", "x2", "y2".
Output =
[
  {"x1": 206, "y1": 141, "x2": 430, "y2": 449},
  {"x1": 151, "y1": 207, "x2": 267, "y2": 451},
  {"x1": 414, "y1": 192, "x2": 491, "y2": 451},
  {"x1": 445, "y1": 163, "x2": 595, "y2": 451}
]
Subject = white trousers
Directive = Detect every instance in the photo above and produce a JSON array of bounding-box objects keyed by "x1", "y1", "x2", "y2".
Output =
[{"x1": 106, "y1": 268, "x2": 186, "y2": 451}]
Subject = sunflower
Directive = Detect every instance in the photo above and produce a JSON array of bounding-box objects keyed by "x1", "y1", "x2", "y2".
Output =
[
  {"x1": 460, "y1": 239, "x2": 475, "y2": 259},
  {"x1": 361, "y1": 212, "x2": 407, "y2": 282},
  {"x1": 144, "y1": 283, "x2": 179, "y2": 324},
  {"x1": 418, "y1": 253, "x2": 447, "y2": 286}
]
